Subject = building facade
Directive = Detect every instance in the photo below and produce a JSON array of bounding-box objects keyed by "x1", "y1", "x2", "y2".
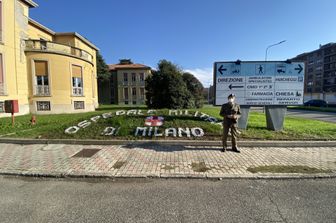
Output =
[
  {"x1": 292, "y1": 43, "x2": 336, "y2": 104},
  {"x1": 0, "y1": 0, "x2": 98, "y2": 117},
  {"x1": 98, "y1": 59, "x2": 151, "y2": 105}
]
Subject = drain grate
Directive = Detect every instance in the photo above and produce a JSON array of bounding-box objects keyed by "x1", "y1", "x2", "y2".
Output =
[{"x1": 72, "y1": 149, "x2": 101, "y2": 158}]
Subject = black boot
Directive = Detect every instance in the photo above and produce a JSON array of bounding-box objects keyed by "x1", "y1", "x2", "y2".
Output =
[{"x1": 232, "y1": 147, "x2": 240, "y2": 153}]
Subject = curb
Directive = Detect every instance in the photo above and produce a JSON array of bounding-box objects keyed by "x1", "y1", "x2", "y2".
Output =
[
  {"x1": 1, "y1": 171, "x2": 335, "y2": 180},
  {"x1": 1, "y1": 138, "x2": 336, "y2": 147}
]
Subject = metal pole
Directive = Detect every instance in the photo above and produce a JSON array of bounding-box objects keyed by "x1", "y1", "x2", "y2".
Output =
[
  {"x1": 11, "y1": 112, "x2": 15, "y2": 127},
  {"x1": 265, "y1": 40, "x2": 286, "y2": 61},
  {"x1": 264, "y1": 40, "x2": 286, "y2": 113}
]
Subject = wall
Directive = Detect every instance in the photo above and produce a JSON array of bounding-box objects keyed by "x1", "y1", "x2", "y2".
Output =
[
  {"x1": 54, "y1": 35, "x2": 98, "y2": 106},
  {"x1": 0, "y1": 0, "x2": 30, "y2": 117},
  {"x1": 54, "y1": 35, "x2": 75, "y2": 47},
  {"x1": 27, "y1": 22, "x2": 53, "y2": 41},
  {"x1": 116, "y1": 69, "x2": 151, "y2": 105},
  {"x1": 0, "y1": 1, "x2": 98, "y2": 117},
  {"x1": 26, "y1": 52, "x2": 97, "y2": 114}
]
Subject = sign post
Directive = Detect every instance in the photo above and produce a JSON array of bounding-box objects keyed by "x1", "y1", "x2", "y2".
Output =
[
  {"x1": 4, "y1": 100, "x2": 19, "y2": 127},
  {"x1": 213, "y1": 61, "x2": 305, "y2": 130}
]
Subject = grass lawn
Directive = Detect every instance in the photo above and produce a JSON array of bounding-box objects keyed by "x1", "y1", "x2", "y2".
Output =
[{"x1": 0, "y1": 104, "x2": 336, "y2": 140}]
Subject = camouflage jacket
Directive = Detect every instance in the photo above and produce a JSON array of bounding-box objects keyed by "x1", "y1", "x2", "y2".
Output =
[{"x1": 219, "y1": 103, "x2": 241, "y2": 125}]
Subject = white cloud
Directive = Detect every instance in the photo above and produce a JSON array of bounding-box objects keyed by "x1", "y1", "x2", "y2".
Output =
[{"x1": 184, "y1": 68, "x2": 213, "y2": 87}]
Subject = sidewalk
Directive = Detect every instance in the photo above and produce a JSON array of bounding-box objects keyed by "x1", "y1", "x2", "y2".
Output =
[{"x1": 0, "y1": 143, "x2": 335, "y2": 179}]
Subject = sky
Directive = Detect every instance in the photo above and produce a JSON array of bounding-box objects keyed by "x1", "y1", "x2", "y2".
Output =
[{"x1": 30, "y1": 0, "x2": 336, "y2": 87}]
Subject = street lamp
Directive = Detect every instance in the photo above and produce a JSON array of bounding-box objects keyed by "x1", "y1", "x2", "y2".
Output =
[
  {"x1": 263, "y1": 40, "x2": 286, "y2": 113},
  {"x1": 265, "y1": 40, "x2": 286, "y2": 61}
]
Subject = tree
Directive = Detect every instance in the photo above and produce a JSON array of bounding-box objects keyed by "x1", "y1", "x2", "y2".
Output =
[
  {"x1": 96, "y1": 51, "x2": 110, "y2": 80},
  {"x1": 182, "y1": 72, "x2": 204, "y2": 108},
  {"x1": 146, "y1": 60, "x2": 193, "y2": 109}
]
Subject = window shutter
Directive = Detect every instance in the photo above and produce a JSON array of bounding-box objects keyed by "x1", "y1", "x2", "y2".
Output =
[
  {"x1": 72, "y1": 65, "x2": 82, "y2": 78},
  {"x1": 35, "y1": 61, "x2": 48, "y2": 76}
]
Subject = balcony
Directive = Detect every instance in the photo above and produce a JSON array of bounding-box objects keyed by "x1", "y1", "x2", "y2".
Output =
[
  {"x1": 72, "y1": 87, "x2": 83, "y2": 96},
  {"x1": 34, "y1": 85, "x2": 50, "y2": 96},
  {"x1": 25, "y1": 40, "x2": 93, "y2": 63}
]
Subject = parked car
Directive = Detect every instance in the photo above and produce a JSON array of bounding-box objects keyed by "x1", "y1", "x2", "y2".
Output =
[{"x1": 303, "y1": 99, "x2": 328, "y2": 107}]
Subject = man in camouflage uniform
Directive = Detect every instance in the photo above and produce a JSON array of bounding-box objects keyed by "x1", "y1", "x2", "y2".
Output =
[{"x1": 219, "y1": 94, "x2": 241, "y2": 153}]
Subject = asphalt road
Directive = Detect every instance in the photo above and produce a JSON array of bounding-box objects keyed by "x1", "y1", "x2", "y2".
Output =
[
  {"x1": 286, "y1": 109, "x2": 336, "y2": 123},
  {"x1": 0, "y1": 176, "x2": 335, "y2": 223},
  {"x1": 252, "y1": 107, "x2": 336, "y2": 123}
]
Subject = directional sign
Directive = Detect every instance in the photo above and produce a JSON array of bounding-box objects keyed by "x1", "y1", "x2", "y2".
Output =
[
  {"x1": 214, "y1": 61, "x2": 305, "y2": 106},
  {"x1": 218, "y1": 65, "x2": 227, "y2": 75}
]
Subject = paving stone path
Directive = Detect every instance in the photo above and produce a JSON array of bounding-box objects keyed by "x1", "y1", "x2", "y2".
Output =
[{"x1": 0, "y1": 143, "x2": 335, "y2": 178}]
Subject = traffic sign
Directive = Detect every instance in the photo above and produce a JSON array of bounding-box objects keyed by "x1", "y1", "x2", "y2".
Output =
[{"x1": 214, "y1": 61, "x2": 305, "y2": 106}]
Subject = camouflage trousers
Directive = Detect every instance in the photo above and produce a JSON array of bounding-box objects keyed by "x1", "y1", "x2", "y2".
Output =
[{"x1": 222, "y1": 123, "x2": 239, "y2": 148}]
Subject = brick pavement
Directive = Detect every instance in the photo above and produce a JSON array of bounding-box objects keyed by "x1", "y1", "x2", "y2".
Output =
[{"x1": 0, "y1": 143, "x2": 335, "y2": 178}]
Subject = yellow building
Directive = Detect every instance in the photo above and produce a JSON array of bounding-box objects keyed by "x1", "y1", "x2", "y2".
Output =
[
  {"x1": 98, "y1": 59, "x2": 151, "y2": 105},
  {"x1": 0, "y1": 0, "x2": 98, "y2": 117}
]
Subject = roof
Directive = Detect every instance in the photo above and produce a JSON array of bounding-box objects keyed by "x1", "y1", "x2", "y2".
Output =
[
  {"x1": 28, "y1": 20, "x2": 98, "y2": 51},
  {"x1": 55, "y1": 32, "x2": 99, "y2": 51},
  {"x1": 21, "y1": 0, "x2": 38, "y2": 8},
  {"x1": 28, "y1": 18, "x2": 56, "y2": 35},
  {"x1": 292, "y1": 42, "x2": 336, "y2": 59},
  {"x1": 108, "y1": 64, "x2": 151, "y2": 71}
]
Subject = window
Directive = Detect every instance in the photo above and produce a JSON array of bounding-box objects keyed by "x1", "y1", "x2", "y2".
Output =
[
  {"x1": 139, "y1": 73, "x2": 144, "y2": 82},
  {"x1": 132, "y1": 73, "x2": 136, "y2": 82},
  {"x1": 314, "y1": 87, "x2": 321, "y2": 92},
  {"x1": 123, "y1": 73, "x2": 128, "y2": 82},
  {"x1": 324, "y1": 48, "x2": 331, "y2": 55},
  {"x1": 0, "y1": 101, "x2": 4, "y2": 113},
  {"x1": 0, "y1": 0, "x2": 2, "y2": 42},
  {"x1": 324, "y1": 79, "x2": 333, "y2": 85},
  {"x1": 331, "y1": 63, "x2": 336, "y2": 69},
  {"x1": 140, "y1": 88, "x2": 145, "y2": 100},
  {"x1": 132, "y1": 87, "x2": 136, "y2": 96},
  {"x1": 133, "y1": 101, "x2": 136, "y2": 105},
  {"x1": 124, "y1": 88, "x2": 128, "y2": 100},
  {"x1": 74, "y1": 101, "x2": 85, "y2": 110},
  {"x1": 315, "y1": 73, "x2": 322, "y2": 79},
  {"x1": 324, "y1": 72, "x2": 331, "y2": 78},
  {"x1": 34, "y1": 61, "x2": 50, "y2": 96},
  {"x1": 72, "y1": 65, "x2": 83, "y2": 96},
  {"x1": 36, "y1": 101, "x2": 51, "y2": 111},
  {"x1": 0, "y1": 53, "x2": 4, "y2": 95}
]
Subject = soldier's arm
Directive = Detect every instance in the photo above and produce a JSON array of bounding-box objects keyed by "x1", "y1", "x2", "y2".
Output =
[
  {"x1": 235, "y1": 105, "x2": 242, "y2": 119},
  {"x1": 219, "y1": 105, "x2": 225, "y2": 117}
]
